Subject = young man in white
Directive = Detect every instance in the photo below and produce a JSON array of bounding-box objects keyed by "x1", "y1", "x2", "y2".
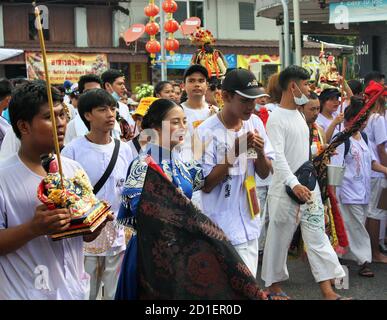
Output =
[
  {"x1": 0, "y1": 81, "x2": 112, "y2": 299},
  {"x1": 261, "y1": 65, "x2": 346, "y2": 300},
  {"x1": 62, "y1": 89, "x2": 134, "y2": 300},
  {"x1": 101, "y1": 69, "x2": 135, "y2": 142},
  {"x1": 180, "y1": 65, "x2": 217, "y2": 209},
  {"x1": 196, "y1": 68, "x2": 274, "y2": 277}
]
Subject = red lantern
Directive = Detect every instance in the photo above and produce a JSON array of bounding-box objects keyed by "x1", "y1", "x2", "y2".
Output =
[
  {"x1": 145, "y1": 22, "x2": 160, "y2": 36},
  {"x1": 164, "y1": 19, "x2": 179, "y2": 33},
  {"x1": 146, "y1": 39, "x2": 161, "y2": 54},
  {"x1": 144, "y1": 4, "x2": 160, "y2": 17},
  {"x1": 164, "y1": 38, "x2": 179, "y2": 52},
  {"x1": 162, "y1": 0, "x2": 178, "y2": 13}
]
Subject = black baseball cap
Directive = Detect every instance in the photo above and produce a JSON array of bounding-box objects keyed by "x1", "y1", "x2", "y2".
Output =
[
  {"x1": 319, "y1": 88, "x2": 340, "y2": 101},
  {"x1": 222, "y1": 68, "x2": 262, "y2": 99},
  {"x1": 183, "y1": 64, "x2": 209, "y2": 82}
]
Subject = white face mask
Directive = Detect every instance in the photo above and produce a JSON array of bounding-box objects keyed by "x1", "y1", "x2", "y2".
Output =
[{"x1": 292, "y1": 83, "x2": 309, "y2": 106}]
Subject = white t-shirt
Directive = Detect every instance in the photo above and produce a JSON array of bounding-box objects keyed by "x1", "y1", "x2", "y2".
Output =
[
  {"x1": 196, "y1": 114, "x2": 275, "y2": 245},
  {"x1": 0, "y1": 116, "x2": 11, "y2": 149},
  {"x1": 266, "y1": 107, "x2": 310, "y2": 197},
  {"x1": 61, "y1": 137, "x2": 134, "y2": 256},
  {"x1": 0, "y1": 127, "x2": 20, "y2": 160},
  {"x1": 316, "y1": 112, "x2": 341, "y2": 142},
  {"x1": 180, "y1": 101, "x2": 217, "y2": 162},
  {"x1": 363, "y1": 113, "x2": 387, "y2": 178},
  {"x1": 0, "y1": 154, "x2": 90, "y2": 300},
  {"x1": 64, "y1": 114, "x2": 122, "y2": 145}
]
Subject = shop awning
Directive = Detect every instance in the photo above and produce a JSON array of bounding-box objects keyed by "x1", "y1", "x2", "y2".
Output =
[{"x1": 0, "y1": 48, "x2": 23, "y2": 62}]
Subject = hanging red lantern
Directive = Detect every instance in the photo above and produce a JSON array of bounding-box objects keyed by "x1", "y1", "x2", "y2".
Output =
[
  {"x1": 146, "y1": 39, "x2": 161, "y2": 55},
  {"x1": 164, "y1": 19, "x2": 179, "y2": 33},
  {"x1": 144, "y1": 4, "x2": 160, "y2": 17},
  {"x1": 164, "y1": 38, "x2": 179, "y2": 52},
  {"x1": 145, "y1": 22, "x2": 160, "y2": 36},
  {"x1": 162, "y1": 0, "x2": 178, "y2": 14}
]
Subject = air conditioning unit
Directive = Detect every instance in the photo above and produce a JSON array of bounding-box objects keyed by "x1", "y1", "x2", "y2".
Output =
[{"x1": 249, "y1": 62, "x2": 279, "y2": 85}]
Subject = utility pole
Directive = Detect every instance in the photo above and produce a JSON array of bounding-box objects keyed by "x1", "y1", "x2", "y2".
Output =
[{"x1": 293, "y1": 0, "x2": 302, "y2": 66}]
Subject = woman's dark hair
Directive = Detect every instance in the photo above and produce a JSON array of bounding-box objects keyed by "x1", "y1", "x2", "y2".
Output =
[
  {"x1": 141, "y1": 98, "x2": 181, "y2": 130},
  {"x1": 8, "y1": 80, "x2": 62, "y2": 139},
  {"x1": 180, "y1": 90, "x2": 188, "y2": 104},
  {"x1": 78, "y1": 88, "x2": 116, "y2": 130},
  {"x1": 347, "y1": 79, "x2": 363, "y2": 96},
  {"x1": 154, "y1": 81, "x2": 172, "y2": 97},
  {"x1": 0, "y1": 79, "x2": 13, "y2": 100},
  {"x1": 344, "y1": 96, "x2": 364, "y2": 122}
]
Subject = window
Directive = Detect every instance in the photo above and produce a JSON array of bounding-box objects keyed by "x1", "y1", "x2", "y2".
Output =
[
  {"x1": 175, "y1": 0, "x2": 205, "y2": 26},
  {"x1": 29, "y1": 11, "x2": 49, "y2": 40},
  {"x1": 239, "y1": 2, "x2": 255, "y2": 30}
]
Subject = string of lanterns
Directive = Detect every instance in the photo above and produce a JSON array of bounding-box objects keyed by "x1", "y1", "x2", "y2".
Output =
[{"x1": 144, "y1": 0, "x2": 180, "y2": 63}]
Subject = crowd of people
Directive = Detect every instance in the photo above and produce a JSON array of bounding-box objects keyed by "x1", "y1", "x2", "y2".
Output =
[{"x1": 0, "y1": 64, "x2": 386, "y2": 300}]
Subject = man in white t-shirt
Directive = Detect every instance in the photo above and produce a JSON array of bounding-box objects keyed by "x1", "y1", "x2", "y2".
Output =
[
  {"x1": 101, "y1": 69, "x2": 135, "y2": 142},
  {"x1": 197, "y1": 68, "x2": 274, "y2": 278},
  {"x1": 261, "y1": 65, "x2": 346, "y2": 300},
  {"x1": 180, "y1": 65, "x2": 218, "y2": 209},
  {"x1": 0, "y1": 81, "x2": 112, "y2": 300},
  {"x1": 62, "y1": 88, "x2": 134, "y2": 300}
]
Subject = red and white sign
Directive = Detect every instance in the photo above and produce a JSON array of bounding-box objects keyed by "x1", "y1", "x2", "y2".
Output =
[
  {"x1": 180, "y1": 17, "x2": 201, "y2": 35},
  {"x1": 122, "y1": 24, "x2": 146, "y2": 44}
]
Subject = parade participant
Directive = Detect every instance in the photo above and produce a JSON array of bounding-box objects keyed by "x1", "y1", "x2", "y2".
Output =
[
  {"x1": 153, "y1": 81, "x2": 175, "y2": 100},
  {"x1": 364, "y1": 71, "x2": 385, "y2": 87},
  {"x1": 364, "y1": 82, "x2": 387, "y2": 263},
  {"x1": 101, "y1": 69, "x2": 135, "y2": 141},
  {"x1": 265, "y1": 73, "x2": 282, "y2": 112},
  {"x1": 0, "y1": 79, "x2": 13, "y2": 149},
  {"x1": 172, "y1": 81, "x2": 182, "y2": 104},
  {"x1": 316, "y1": 88, "x2": 343, "y2": 143},
  {"x1": 0, "y1": 81, "x2": 112, "y2": 299},
  {"x1": 62, "y1": 88, "x2": 134, "y2": 300},
  {"x1": 347, "y1": 79, "x2": 363, "y2": 98},
  {"x1": 196, "y1": 68, "x2": 274, "y2": 277},
  {"x1": 261, "y1": 65, "x2": 347, "y2": 300},
  {"x1": 115, "y1": 98, "x2": 204, "y2": 299},
  {"x1": 331, "y1": 97, "x2": 387, "y2": 276},
  {"x1": 204, "y1": 81, "x2": 222, "y2": 108}
]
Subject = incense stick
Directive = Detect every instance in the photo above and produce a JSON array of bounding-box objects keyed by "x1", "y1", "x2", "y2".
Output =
[{"x1": 34, "y1": 5, "x2": 64, "y2": 189}]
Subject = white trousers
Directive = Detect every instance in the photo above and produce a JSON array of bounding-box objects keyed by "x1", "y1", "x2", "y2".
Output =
[
  {"x1": 367, "y1": 177, "x2": 387, "y2": 221},
  {"x1": 380, "y1": 216, "x2": 386, "y2": 243},
  {"x1": 84, "y1": 251, "x2": 125, "y2": 300},
  {"x1": 261, "y1": 193, "x2": 345, "y2": 287},
  {"x1": 256, "y1": 186, "x2": 269, "y2": 251},
  {"x1": 234, "y1": 238, "x2": 259, "y2": 278},
  {"x1": 339, "y1": 204, "x2": 371, "y2": 265}
]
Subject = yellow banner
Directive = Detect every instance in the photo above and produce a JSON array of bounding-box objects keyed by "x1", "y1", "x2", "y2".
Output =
[
  {"x1": 26, "y1": 52, "x2": 108, "y2": 84},
  {"x1": 237, "y1": 55, "x2": 280, "y2": 69},
  {"x1": 130, "y1": 63, "x2": 149, "y2": 92}
]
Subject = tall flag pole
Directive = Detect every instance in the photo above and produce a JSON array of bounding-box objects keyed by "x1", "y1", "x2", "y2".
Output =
[{"x1": 34, "y1": 4, "x2": 64, "y2": 189}]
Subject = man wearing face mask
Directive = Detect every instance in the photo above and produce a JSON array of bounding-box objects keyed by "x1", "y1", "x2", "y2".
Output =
[
  {"x1": 101, "y1": 69, "x2": 135, "y2": 141},
  {"x1": 261, "y1": 66, "x2": 347, "y2": 300}
]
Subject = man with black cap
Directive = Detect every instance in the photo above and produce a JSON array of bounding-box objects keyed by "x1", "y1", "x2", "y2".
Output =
[{"x1": 196, "y1": 68, "x2": 274, "y2": 277}]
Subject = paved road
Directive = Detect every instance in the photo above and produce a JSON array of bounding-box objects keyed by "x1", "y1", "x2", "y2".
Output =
[{"x1": 256, "y1": 257, "x2": 387, "y2": 300}]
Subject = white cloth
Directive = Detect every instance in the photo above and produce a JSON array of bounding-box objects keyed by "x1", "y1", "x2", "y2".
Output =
[
  {"x1": 262, "y1": 106, "x2": 345, "y2": 287},
  {"x1": 0, "y1": 154, "x2": 90, "y2": 300},
  {"x1": 196, "y1": 114, "x2": 275, "y2": 246},
  {"x1": 261, "y1": 189, "x2": 346, "y2": 287},
  {"x1": 180, "y1": 101, "x2": 217, "y2": 162},
  {"x1": 84, "y1": 251, "x2": 124, "y2": 300},
  {"x1": 0, "y1": 127, "x2": 20, "y2": 160},
  {"x1": 339, "y1": 204, "x2": 372, "y2": 265},
  {"x1": 61, "y1": 137, "x2": 134, "y2": 256},
  {"x1": 367, "y1": 177, "x2": 387, "y2": 220},
  {"x1": 266, "y1": 107, "x2": 309, "y2": 196},
  {"x1": 117, "y1": 101, "x2": 134, "y2": 128},
  {"x1": 0, "y1": 116, "x2": 11, "y2": 149},
  {"x1": 234, "y1": 238, "x2": 259, "y2": 278},
  {"x1": 257, "y1": 186, "x2": 269, "y2": 251},
  {"x1": 331, "y1": 136, "x2": 375, "y2": 205},
  {"x1": 363, "y1": 113, "x2": 387, "y2": 178},
  {"x1": 64, "y1": 114, "x2": 121, "y2": 145}
]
